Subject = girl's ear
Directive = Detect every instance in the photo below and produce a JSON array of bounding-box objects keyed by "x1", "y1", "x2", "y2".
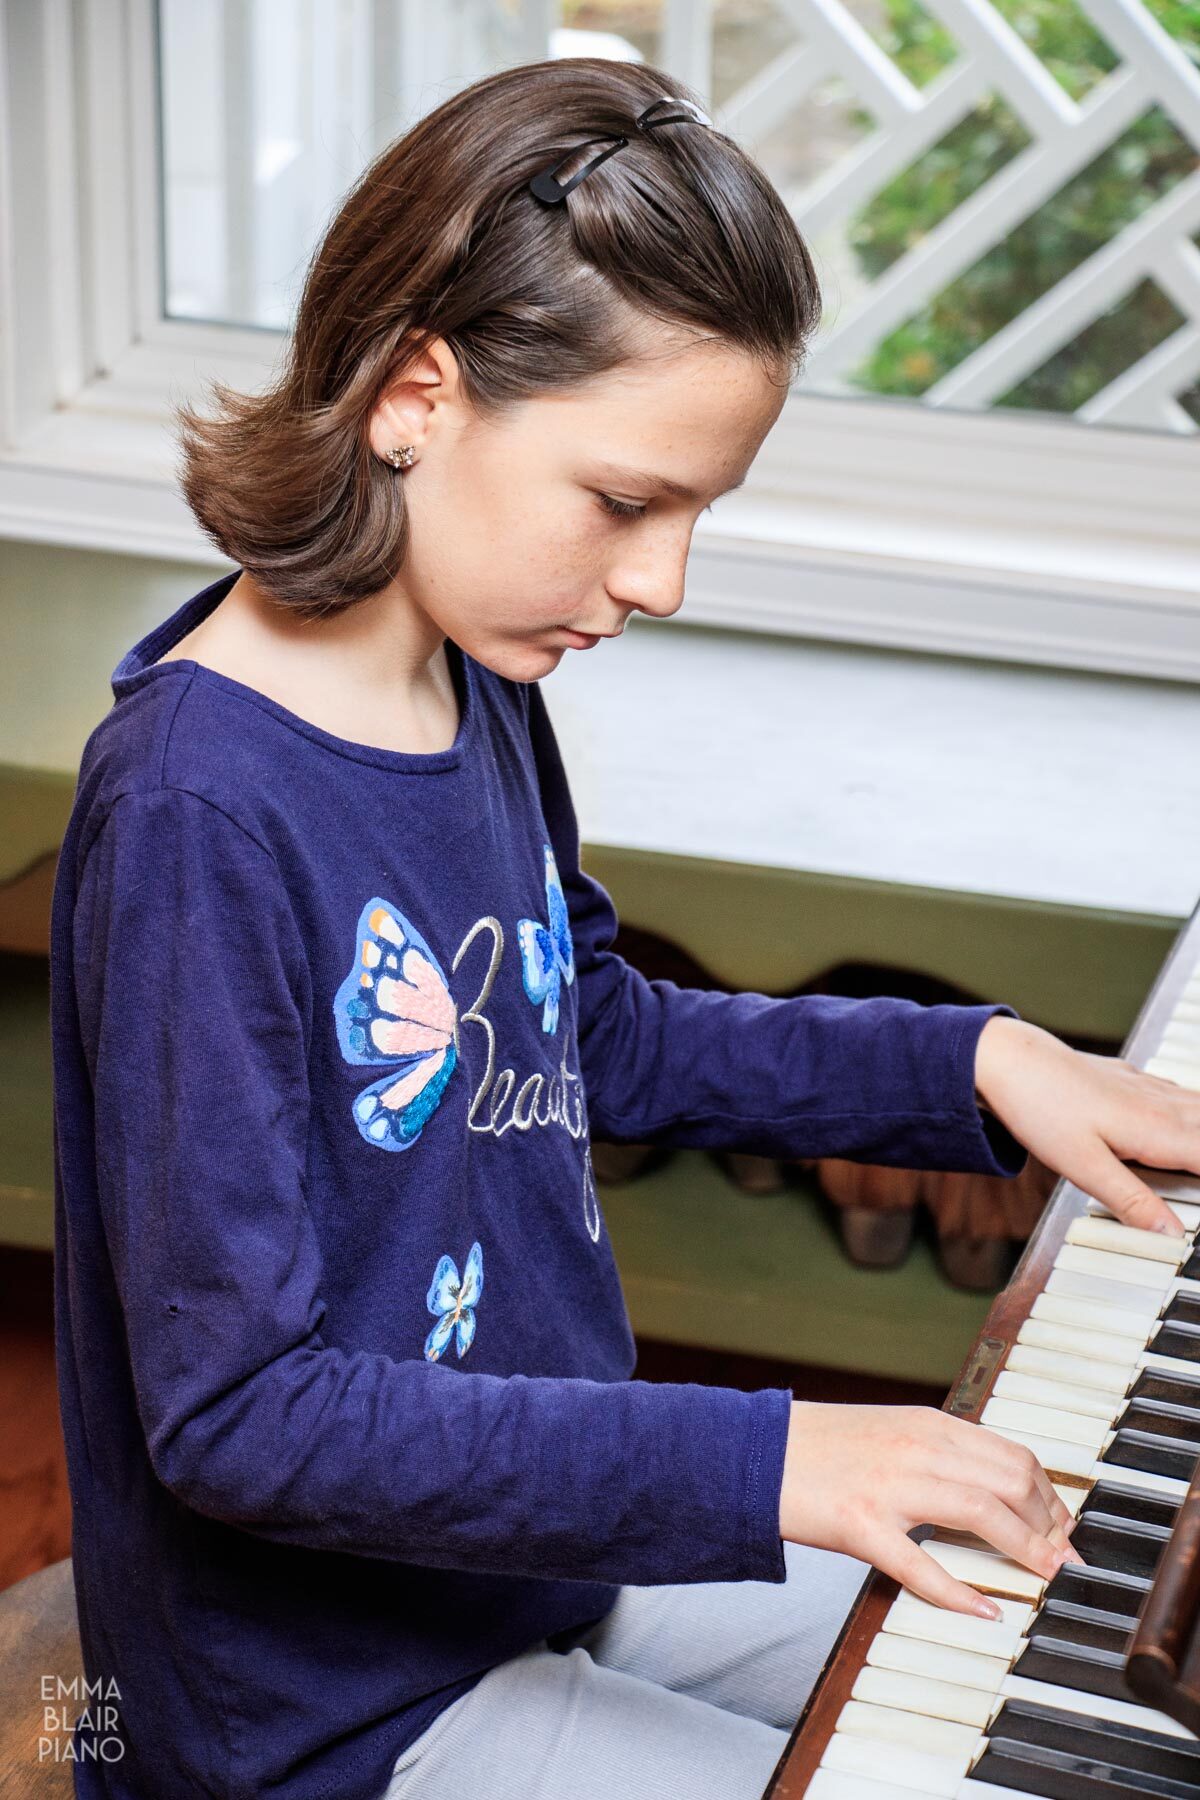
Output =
[{"x1": 368, "y1": 336, "x2": 460, "y2": 461}]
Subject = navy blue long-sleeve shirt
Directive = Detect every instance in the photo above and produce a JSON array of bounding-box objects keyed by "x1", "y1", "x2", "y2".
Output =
[{"x1": 49, "y1": 567, "x2": 1026, "y2": 1799}]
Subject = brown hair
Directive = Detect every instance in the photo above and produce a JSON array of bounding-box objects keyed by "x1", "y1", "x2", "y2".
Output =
[{"x1": 172, "y1": 56, "x2": 822, "y2": 620}]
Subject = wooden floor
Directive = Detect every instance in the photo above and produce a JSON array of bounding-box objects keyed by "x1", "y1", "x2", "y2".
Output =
[
  {"x1": 1, "y1": 1248, "x2": 71, "y2": 1592},
  {"x1": 0, "y1": 1244, "x2": 942, "y2": 1597}
]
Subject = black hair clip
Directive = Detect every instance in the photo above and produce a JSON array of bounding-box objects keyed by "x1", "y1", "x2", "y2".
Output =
[
  {"x1": 528, "y1": 133, "x2": 629, "y2": 206},
  {"x1": 527, "y1": 94, "x2": 713, "y2": 207}
]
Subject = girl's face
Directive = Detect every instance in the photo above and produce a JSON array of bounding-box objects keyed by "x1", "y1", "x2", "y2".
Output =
[{"x1": 369, "y1": 327, "x2": 789, "y2": 683}]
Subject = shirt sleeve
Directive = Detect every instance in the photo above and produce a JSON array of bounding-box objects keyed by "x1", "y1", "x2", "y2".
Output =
[
  {"x1": 72, "y1": 786, "x2": 791, "y2": 1585},
  {"x1": 525, "y1": 682, "x2": 1028, "y2": 1179}
]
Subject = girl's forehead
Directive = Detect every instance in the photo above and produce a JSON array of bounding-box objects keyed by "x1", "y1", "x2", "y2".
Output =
[
  {"x1": 529, "y1": 342, "x2": 783, "y2": 430},
  {"x1": 518, "y1": 346, "x2": 787, "y2": 468}
]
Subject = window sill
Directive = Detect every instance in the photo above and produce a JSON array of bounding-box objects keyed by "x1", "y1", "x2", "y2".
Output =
[
  {"x1": 544, "y1": 617, "x2": 1200, "y2": 921},
  {"x1": 1, "y1": 383, "x2": 1198, "y2": 682}
]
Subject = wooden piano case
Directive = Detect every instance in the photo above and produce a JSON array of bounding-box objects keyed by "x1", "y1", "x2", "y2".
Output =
[{"x1": 764, "y1": 896, "x2": 1200, "y2": 1798}]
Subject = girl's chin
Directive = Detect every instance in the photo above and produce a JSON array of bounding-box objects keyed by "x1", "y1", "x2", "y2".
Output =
[{"x1": 467, "y1": 640, "x2": 565, "y2": 683}]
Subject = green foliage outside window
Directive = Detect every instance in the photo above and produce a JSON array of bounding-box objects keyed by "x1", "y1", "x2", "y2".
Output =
[{"x1": 846, "y1": 0, "x2": 1200, "y2": 422}]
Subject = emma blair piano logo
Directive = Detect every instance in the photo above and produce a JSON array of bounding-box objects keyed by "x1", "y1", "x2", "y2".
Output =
[{"x1": 37, "y1": 1673, "x2": 125, "y2": 1764}]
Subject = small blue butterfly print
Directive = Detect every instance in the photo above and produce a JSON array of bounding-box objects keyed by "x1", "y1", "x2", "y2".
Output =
[
  {"x1": 333, "y1": 897, "x2": 458, "y2": 1152},
  {"x1": 424, "y1": 1241, "x2": 484, "y2": 1362},
  {"x1": 517, "y1": 843, "x2": 575, "y2": 1034}
]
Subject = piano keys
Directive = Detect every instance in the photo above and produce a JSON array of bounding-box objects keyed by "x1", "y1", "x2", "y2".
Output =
[{"x1": 765, "y1": 897, "x2": 1200, "y2": 1799}]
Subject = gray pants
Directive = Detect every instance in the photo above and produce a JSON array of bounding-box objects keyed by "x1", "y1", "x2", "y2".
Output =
[{"x1": 380, "y1": 1541, "x2": 868, "y2": 1800}]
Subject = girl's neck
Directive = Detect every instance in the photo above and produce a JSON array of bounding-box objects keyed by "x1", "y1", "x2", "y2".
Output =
[{"x1": 154, "y1": 571, "x2": 462, "y2": 756}]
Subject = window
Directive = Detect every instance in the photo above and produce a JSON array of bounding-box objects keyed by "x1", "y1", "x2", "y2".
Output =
[{"x1": 2, "y1": 0, "x2": 1197, "y2": 677}]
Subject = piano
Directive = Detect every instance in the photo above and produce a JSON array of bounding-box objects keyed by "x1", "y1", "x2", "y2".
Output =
[{"x1": 766, "y1": 896, "x2": 1200, "y2": 1799}]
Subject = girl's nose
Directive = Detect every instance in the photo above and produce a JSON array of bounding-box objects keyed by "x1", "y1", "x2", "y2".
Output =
[
  {"x1": 635, "y1": 586, "x2": 686, "y2": 622},
  {"x1": 612, "y1": 564, "x2": 689, "y2": 623}
]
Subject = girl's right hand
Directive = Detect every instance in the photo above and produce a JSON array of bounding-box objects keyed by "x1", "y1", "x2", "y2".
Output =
[{"x1": 778, "y1": 1400, "x2": 1084, "y2": 1619}]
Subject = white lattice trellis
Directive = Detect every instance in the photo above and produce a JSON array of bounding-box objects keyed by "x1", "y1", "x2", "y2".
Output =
[{"x1": 541, "y1": 0, "x2": 1200, "y2": 434}]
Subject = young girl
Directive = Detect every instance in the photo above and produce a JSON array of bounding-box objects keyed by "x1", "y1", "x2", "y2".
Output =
[{"x1": 49, "y1": 55, "x2": 1197, "y2": 1800}]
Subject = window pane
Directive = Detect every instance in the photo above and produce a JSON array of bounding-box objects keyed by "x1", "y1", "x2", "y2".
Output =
[{"x1": 157, "y1": 0, "x2": 1200, "y2": 434}]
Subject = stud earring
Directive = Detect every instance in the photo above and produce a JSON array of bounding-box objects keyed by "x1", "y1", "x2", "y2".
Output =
[{"x1": 384, "y1": 445, "x2": 416, "y2": 469}]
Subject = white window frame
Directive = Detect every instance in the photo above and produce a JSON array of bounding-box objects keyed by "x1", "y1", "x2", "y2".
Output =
[{"x1": 1, "y1": 0, "x2": 1197, "y2": 681}]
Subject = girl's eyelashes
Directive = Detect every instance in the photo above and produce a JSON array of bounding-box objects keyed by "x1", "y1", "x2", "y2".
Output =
[
  {"x1": 597, "y1": 492, "x2": 646, "y2": 522},
  {"x1": 595, "y1": 493, "x2": 717, "y2": 522}
]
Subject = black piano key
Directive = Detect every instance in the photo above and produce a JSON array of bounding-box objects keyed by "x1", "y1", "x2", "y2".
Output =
[
  {"x1": 1033, "y1": 1606, "x2": 1134, "y2": 1658},
  {"x1": 972, "y1": 1739, "x2": 1200, "y2": 1798},
  {"x1": 1102, "y1": 1426, "x2": 1200, "y2": 1483},
  {"x1": 1013, "y1": 1635, "x2": 1135, "y2": 1703},
  {"x1": 1148, "y1": 1321, "x2": 1200, "y2": 1364},
  {"x1": 1080, "y1": 1479, "x2": 1180, "y2": 1531},
  {"x1": 1066, "y1": 1517, "x2": 1168, "y2": 1580},
  {"x1": 1041, "y1": 1561, "x2": 1149, "y2": 1625},
  {"x1": 1161, "y1": 1293, "x2": 1200, "y2": 1331},
  {"x1": 1129, "y1": 1369, "x2": 1200, "y2": 1417},
  {"x1": 990, "y1": 1697, "x2": 1200, "y2": 1778},
  {"x1": 1181, "y1": 1244, "x2": 1200, "y2": 1282},
  {"x1": 1116, "y1": 1400, "x2": 1200, "y2": 1448},
  {"x1": 1080, "y1": 1481, "x2": 1181, "y2": 1530}
]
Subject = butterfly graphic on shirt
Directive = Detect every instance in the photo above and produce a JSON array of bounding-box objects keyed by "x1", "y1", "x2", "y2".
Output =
[
  {"x1": 424, "y1": 1240, "x2": 484, "y2": 1361},
  {"x1": 333, "y1": 897, "x2": 459, "y2": 1152},
  {"x1": 517, "y1": 843, "x2": 576, "y2": 1035}
]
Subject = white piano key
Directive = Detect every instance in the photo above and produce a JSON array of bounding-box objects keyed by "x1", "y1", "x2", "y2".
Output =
[
  {"x1": 1029, "y1": 1290, "x2": 1157, "y2": 1340},
  {"x1": 1145, "y1": 1057, "x2": 1200, "y2": 1088},
  {"x1": 980, "y1": 1396, "x2": 1109, "y2": 1452},
  {"x1": 882, "y1": 1593, "x2": 1032, "y2": 1661},
  {"x1": 1158, "y1": 1025, "x2": 1200, "y2": 1052},
  {"x1": 835, "y1": 1699, "x2": 983, "y2": 1761},
  {"x1": 865, "y1": 1633, "x2": 1009, "y2": 1694},
  {"x1": 922, "y1": 1541, "x2": 1046, "y2": 1603},
  {"x1": 1146, "y1": 1171, "x2": 1200, "y2": 1204},
  {"x1": 1158, "y1": 1005, "x2": 1200, "y2": 1030},
  {"x1": 1050, "y1": 1481, "x2": 1087, "y2": 1516},
  {"x1": 852, "y1": 1667, "x2": 995, "y2": 1730},
  {"x1": 1001, "y1": 1671, "x2": 1198, "y2": 1740},
  {"x1": 1044, "y1": 1263, "x2": 1164, "y2": 1314},
  {"x1": 1122, "y1": 1166, "x2": 1200, "y2": 1209},
  {"x1": 821, "y1": 1730, "x2": 969, "y2": 1795},
  {"x1": 1005, "y1": 1344, "x2": 1133, "y2": 1396},
  {"x1": 933, "y1": 1529, "x2": 1010, "y2": 1557},
  {"x1": 1080, "y1": 1457, "x2": 1190, "y2": 1501},
  {"x1": 1087, "y1": 1194, "x2": 1200, "y2": 1233},
  {"x1": 1065, "y1": 1214, "x2": 1190, "y2": 1265},
  {"x1": 991, "y1": 1370, "x2": 1118, "y2": 1421},
  {"x1": 1143, "y1": 1348, "x2": 1200, "y2": 1382},
  {"x1": 981, "y1": 1423, "x2": 1095, "y2": 1480},
  {"x1": 1054, "y1": 1243, "x2": 1176, "y2": 1291},
  {"x1": 1015, "y1": 1317, "x2": 1142, "y2": 1369},
  {"x1": 808, "y1": 1773, "x2": 933, "y2": 1800}
]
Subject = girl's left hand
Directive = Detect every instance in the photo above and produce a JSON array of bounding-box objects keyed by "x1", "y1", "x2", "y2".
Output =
[{"x1": 974, "y1": 1015, "x2": 1198, "y2": 1236}]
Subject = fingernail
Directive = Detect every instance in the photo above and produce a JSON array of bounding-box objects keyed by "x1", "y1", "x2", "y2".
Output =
[{"x1": 974, "y1": 1596, "x2": 1002, "y2": 1620}]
